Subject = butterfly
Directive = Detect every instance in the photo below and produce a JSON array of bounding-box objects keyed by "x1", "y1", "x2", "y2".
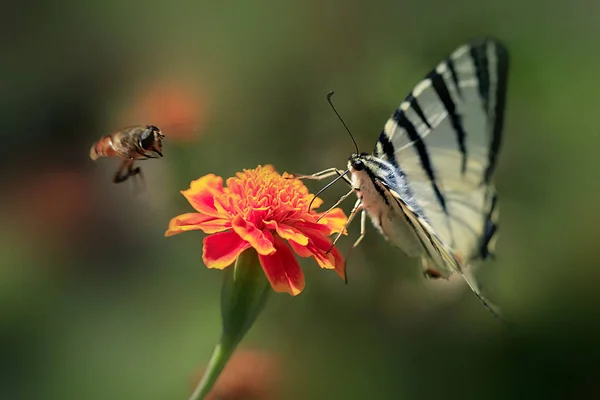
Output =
[{"x1": 298, "y1": 38, "x2": 509, "y2": 320}]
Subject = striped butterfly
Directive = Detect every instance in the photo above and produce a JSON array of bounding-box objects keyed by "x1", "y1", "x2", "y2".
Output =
[{"x1": 299, "y1": 38, "x2": 509, "y2": 319}]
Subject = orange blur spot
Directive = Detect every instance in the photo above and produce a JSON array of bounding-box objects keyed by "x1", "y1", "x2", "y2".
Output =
[{"x1": 123, "y1": 78, "x2": 208, "y2": 142}]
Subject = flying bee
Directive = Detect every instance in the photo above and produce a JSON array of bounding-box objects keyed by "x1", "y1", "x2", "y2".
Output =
[{"x1": 89, "y1": 125, "x2": 165, "y2": 183}]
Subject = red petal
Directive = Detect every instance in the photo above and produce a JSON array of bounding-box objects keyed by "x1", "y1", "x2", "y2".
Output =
[
  {"x1": 328, "y1": 245, "x2": 346, "y2": 280},
  {"x1": 294, "y1": 220, "x2": 333, "y2": 237},
  {"x1": 297, "y1": 225, "x2": 334, "y2": 252},
  {"x1": 165, "y1": 213, "x2": 229, "y2": 237},
  {"x1": 290, "y1": 237, "x2": 346, "y2": 282},
  {"x1": 258, "y1": 236, "x2": 305, "y2": 296},
  {"x1": 181, "y1": 174, "x2": 225, "y2": 217},
  {"x1": 232, "y1": 216, "x2": 276, "y2": 256},
  {"x1": 288, "y1": 240, "x2": 313, "y2": 258},
  {"x1": 263, "y1": 220, "x2": 309, "y2": 246},
  {"x1": 202, "y1": 231, "x2": 251, "y2": 269}
]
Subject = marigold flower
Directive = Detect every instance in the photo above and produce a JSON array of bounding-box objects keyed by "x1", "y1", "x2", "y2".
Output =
[{"x1": 165, "y1": 165, "x2": 348, "y2": 295}]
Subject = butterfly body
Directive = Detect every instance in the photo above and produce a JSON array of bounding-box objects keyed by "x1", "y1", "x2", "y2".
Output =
[{"x1": 348, "y1": 154, "x2": 426, "y2": 260}]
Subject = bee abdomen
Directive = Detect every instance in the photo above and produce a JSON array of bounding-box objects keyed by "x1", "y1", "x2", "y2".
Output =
[{"x1": 90, "y1": 136, "x2": 117, "y2": 160}]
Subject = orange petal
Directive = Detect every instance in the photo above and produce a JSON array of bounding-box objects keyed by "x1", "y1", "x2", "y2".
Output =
[
  {"x1": 311, "y1": 248, "x2": 336, "y2": 270},
  {"x1": 317, "y1": 207, "x2": 349, "y2": 234},
  {"x1": 308, "y1": 196, "x2": 323, "y2": 210},
  {"x1": 165, "y1": 213, "x2": 229, "y2": 237},
  {"x1": 258, "y1": 236, "x2": 305, "y2": 296},
  {"x1": 231, "y1": 216, "x2": 276, "y2": 256},
  {"x1": 263, "y1": 220, "x2": 308, "y2": 246},
  {"x1": 202, "y1": 231, "x2": 251, "y2": 269},
  {"x1": 181, "y1": 174, "x2": 225, "y2": 217}
]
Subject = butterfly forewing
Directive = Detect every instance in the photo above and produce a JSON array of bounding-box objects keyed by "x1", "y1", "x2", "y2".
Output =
[{"x1": 374, "y1": 38, "x2": 508, "y2": 265}]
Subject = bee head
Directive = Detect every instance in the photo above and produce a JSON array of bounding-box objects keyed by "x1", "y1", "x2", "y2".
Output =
[
  {"x1": 348, "y1": 152, "x2": 369, "y2": 172},
  {"x1": 140, "y1": 125, "x2": 165, "y2": 157}
]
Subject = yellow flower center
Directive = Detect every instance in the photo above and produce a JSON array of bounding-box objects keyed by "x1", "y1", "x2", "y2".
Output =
[{"x1": 217, "y1": 165, "x2": 314, "y2": 225}]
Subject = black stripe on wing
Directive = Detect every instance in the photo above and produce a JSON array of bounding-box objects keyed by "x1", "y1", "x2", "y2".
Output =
[
  {"x1": 406, "y1": 93, "x2": 432, "y2": 129},
  {"x1": 479, "y1": 191, "x2": 499, "y2": 260},
  {"x1": 392, "y1": 109, "x2": 448, "y2": 214},
  {"x1": 446, "y1": 57, "x2": 463, "y2": 99},
  {"x1": 377, "y1": 130, "x2": 398, "y2": 169},
  {"x1": 483, "y1": 40, "x2": 509, "y2": 184},
  {"x1": 469, "y1": 43, "x2": 491, "y2": 114},
  {"x1": 428, "y1": 64, "x2": 468, "y2": 174}
]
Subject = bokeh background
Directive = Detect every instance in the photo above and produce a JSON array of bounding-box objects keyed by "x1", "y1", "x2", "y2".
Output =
[{"x1": 3, "y1": 1, "x2": 600, "y2": 399}]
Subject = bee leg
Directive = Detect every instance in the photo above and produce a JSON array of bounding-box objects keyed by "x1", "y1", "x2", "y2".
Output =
[
  {"x1": 113, "y1": 160, "x2": 133, "y2": 183},
  {"x1": 128, "y1": 164, "x2": 146, "y2": 195}
]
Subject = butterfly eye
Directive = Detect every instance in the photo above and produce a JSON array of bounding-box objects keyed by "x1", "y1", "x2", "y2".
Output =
[{"x1": 352, "y1": 159, "x2": 365, "y2": 171}]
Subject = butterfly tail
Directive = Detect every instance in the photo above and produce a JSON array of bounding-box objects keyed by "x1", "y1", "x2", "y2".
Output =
[{"x1": 458, "y1": 267, "x2": 505, "y2": 322}]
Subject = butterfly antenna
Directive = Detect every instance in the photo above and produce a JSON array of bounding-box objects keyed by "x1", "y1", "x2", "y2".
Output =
[
  {"x1": 327, "y1": 91, "x2": 359, "y2": 154},
  {"x1": 307, "y1": 169, "x2": 350, "y2": 211}
]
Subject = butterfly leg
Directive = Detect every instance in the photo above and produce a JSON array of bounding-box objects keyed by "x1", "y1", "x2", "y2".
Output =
[
  {"x1": 316, "y1": 188, "x2": 355, "y2": 222},
  {"x1": 351, "y1": 209, "x2": 367, "y2": 249},
  {"x1": 327, "y1": 198, "x2": 363, "y2": 253},
  {"x1": 294, "y1": 168, "x2": 352, "y2": 185},
  {"x1": 340, "y1": 209, "x2": 367, "y2": 285}
]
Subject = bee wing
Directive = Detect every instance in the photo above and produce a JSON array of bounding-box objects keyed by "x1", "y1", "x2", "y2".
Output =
[{"x1": 387, "y1": 186, "x2": 504, "y2": 320}]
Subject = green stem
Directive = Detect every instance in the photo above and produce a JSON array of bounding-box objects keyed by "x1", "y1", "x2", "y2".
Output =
[
  {"x1": 188, "y1": 335, "x2": 237, "y2": 400},
  {"x1": 188, "y1": 249, "x2": 270, "y2": 400}
]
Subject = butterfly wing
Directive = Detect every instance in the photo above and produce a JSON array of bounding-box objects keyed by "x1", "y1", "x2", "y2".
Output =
[
  {"x1": 385, "y1": 186, "x2": 504, "y2": 319},
  {"x1": 374, "y1": 38, "x2": 509, "y2": 265}
]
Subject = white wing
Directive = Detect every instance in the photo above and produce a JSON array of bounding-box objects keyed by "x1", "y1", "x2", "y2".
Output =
[
  {"x1": 374, "y1": 38, "x2": 508, "y2": 264},
  {"x1": 387, "y1": 186, "x2": 504, "y2": 320}
]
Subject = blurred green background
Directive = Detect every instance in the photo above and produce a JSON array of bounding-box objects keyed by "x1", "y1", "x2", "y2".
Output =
[{"x1": 2, "y1": 0, "x2": 600, "y2": 399}]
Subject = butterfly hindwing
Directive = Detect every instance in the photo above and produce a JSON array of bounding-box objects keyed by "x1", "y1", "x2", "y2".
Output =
[{"x1": 386, "y1": 186, "x2": 504, "y2": 319}]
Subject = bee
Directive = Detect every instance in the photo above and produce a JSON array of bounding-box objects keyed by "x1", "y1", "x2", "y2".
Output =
[{"x1": 90, "y1": 125, "x2": 165, "y2": 183}]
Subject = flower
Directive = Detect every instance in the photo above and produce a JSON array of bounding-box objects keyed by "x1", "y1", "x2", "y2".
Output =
[{"x1": 165, "y1": 165, "x2": 348, "y2": 295}]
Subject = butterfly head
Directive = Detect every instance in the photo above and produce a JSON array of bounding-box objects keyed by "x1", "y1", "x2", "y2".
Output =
[{"x1": 348, "y1": 152, "x2": 370, "y2": 172}]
